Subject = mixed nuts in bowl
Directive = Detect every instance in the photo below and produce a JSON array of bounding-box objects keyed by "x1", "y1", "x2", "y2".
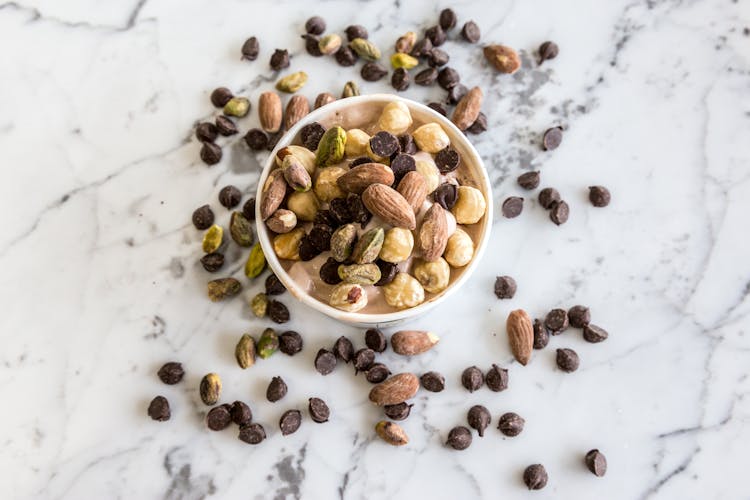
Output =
[{"x1": 255, "y1": 94, "x2": 492, "y2": 326}]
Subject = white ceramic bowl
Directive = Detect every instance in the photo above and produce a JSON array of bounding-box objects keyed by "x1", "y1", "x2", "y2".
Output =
[{"x1": 256, "y1": 94, "x2": 493, "y2": 327}]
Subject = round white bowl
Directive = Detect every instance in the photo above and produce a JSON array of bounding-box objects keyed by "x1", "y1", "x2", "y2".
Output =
[{"x1": 256, "y1": 94, "x2": 493, "y2": 327}]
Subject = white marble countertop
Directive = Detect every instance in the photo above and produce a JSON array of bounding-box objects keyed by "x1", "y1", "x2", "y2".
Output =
[{"x1": 2, "y1": 0, "x2": 749, "y2": 498}]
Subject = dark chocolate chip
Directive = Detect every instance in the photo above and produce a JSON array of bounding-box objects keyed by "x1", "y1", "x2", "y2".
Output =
[
  {"x1": 461, "y1": 21, "x2": 481, "y2": 43},
  {"x1": 556, "y1": 348, "x2": 580, "y2": 372},
  {"x1": 517, "y1": 171, "x2": 540, "y2": 190},
  {"x1": 439, "y1": 8, "x2": 457, "y2": 31},
  {"x1": 415, "y1": 67, "x2": 438, "y2": 86},
  {"x1": 215, "y1": 115, "x2": 238, "y2": 136},
  {"x1": 361, "y1": 62, "x2": 388, "y2": 81},
  {"x1": 230, "y1": 400, "x2": 252, "y2": 425},
  {"x1": 427, "y1": 102, "x2": 447, "y2": 116},
  {"x1": 147, "y1": 396, "x2": 170, "y2": 421},
  {"x1": 391, "y1": 68, "x2": 410, "y2": 91},
  {"x1": 265, "y1": 273, "x2": 287, "y2": 295},
  {"x1": 300, "y1": 122, "x2": 326, "y2": 150},
  {"x1": 349, "y1": 156, "x2": 375, "y2": 168},
  {"x1": 545, "y1": 308, "x2": 569, "y2": 334},
  {"x1": 461, "y1": 366, "x2": 484, "y2": 392},
  {"x1": 433, "y1": 183, "x2": 458, "y2": 210},
  {"x1": 365, "y1": 328, "x2": 387, "y2": 352},
  {"x1": 498, "y1": 412, "x2": 525, "y2": 436},
  {"x1": 314, "y1": 209, "x2": 338, "y2": 228},
  {"x1": 533, "y1": 319, "x2": 549, "y2": 349},
  {"x1": 314, "y1": 348, "x2": 337, "y2": 375},
  {"x1": 278, "y1": 331, "x2": 303, "y2": 355},
  {"x1": 329, "y1": 198, "x2": 354, "y2": 225},
  {"x1": 196, "y1": 122, "x2": 218, "y2": 143},
  {"x1": 192, "y1": 205, "x2": 214, "y2": 230},
  {"x1": 374, "y1": 260, "x2": 397, "y2": 286},
  {"x1": 242, "y1": 197, "x2": 256, "y2": 221},
  {"x1": 266, "y1": 131, "x2": 283, "y2": 151},
  {"x1": 200, "y1": 252, "x2": 225, "y2": 272},
  {"x1": 333, "y1": 336, "x2": 354, "y2": 363},
  {"x1": 435, "y1": 147, "x2": 460, "y2": 173},
  {"x1": 365, "y1": 363, "x2": 390, "y2": 383},
  {"x1": 411, "y1": 37, "x2": 433, "y2": 58},
  {"x1": 305, "y1": 16, "x2": 326, "y2": 35},
  {"x1": 206, "y1": 405, "x2": 232, "y2": 431},
  {"x1": 425, "y1": 25, "x2": 447, "y2": 46},
  {"x1": 302, "y1": 34, "x2": 323, "y2": 57},
  {"x1": 200, "y1": 142, "x2": 222, "y2": 165},
  {"x1": 585, "y1": 449, "x2": 607, "y2": 477},
  {"x1": 320, "y1": 257, "x2": 343, "y2": 285},
  {"x1": 398, "y1": 134, "x2": 417, "y2": 155},
  {"x1": 347, "y1": 193, "x2": 372, "y2": 227},
  {"x1": 588, "y1": 186, "x2": 611, "y2": 207},
  {"x1": 485, "y1": 364, "x2": 508, "y2": 392},
  {"x1": 550, "y1": 200, "x2": 569, "y2": 225},
  {"x1": 270, "y1": 49, "x2": 290, "y2": 71},
  {"x1": 420, "y1": 371, "x2": 445, "y2": 392},
  {"x1": 390, "y1": 154, "x2": 416, "y2": 183},
  {"x1": 157, "y1": 362, "x2": 184, "y2": 385},
  {"x1": 523, "y1": 464, "x2": 548, "y2": 490},
  {"x1": 308, "y1": 224, "x2": 333, "y2": 252},
  {"x1": 210, "y1": 87, "x2": 233, "y2": 108},
  {"x1": 241, "y1": 36, "x2": 259, "y2": 61},
  {"x1": 219, "y1": 186, "x2": 242, "y2": 209},
  {"x1": 279, "y1": 409, "x2": 302, "y2": 435},
  {"x1": 446, "y1": 83, "x2": 468, "y2": 104},
  {"x1": 542, "y1": 127, "x2": 563, "y2": 150},
  {"x1": 428, "y1": 48, "x2": 450, "y2": 67},
  {"x1": 501, "y1": 197, "x2": 524, "y2": 218},
  {"x1": 383, "y1": 402, "x2": 412, "y2": 421},
  {"x1": 468, "y1": 405, "x2": 491, "y2": 437},
  {"x1": 266, "y1": 376, "x2": 288, "y2": 402},
  {"x1": 494, "y1": 276, "x2": 517, "y2": 299},
  {"x1": 353, "y1": 348, "x2": 375, "y2": 373},
  {"x1": 538, "y1": 41, "x2": 559, "y2": 65},
  {"x1": 238, "y1": 422, "x2": 266, "y2": 444},
  {"x1": 538, "y1": 187, "x2": 561, "y2": 209},
  {"x1": 568, "y1": 305, "x2": 591, "y2": 328},
  {"x1": 268, "y1": 300, "x2": 290, "y2": 323},
  {"x1": 583, "y1": 324, "x2": 608, "y2": 343},
  {"x1": 437, "y1": 67, "x2": 460, "y2": 90},
  {"x1": 369, "y1": 131, "x2": 400, "y2": 157},
  {"x1": 298, "y1": 236, "x2": 320, "y2": 261},
  {"x1": 446, "y1": 426, "x2": 472, "y2": 450},
  {"x1": 244, "y1": 128, "x2": 268, "y2": 150},
  {"x1": 466, "y1": 112, "x2": 487, "y2": 134},
  {"x1": 309, "y1": 397, "x2": 330, "y2": 423},
  {"x1": 345, "y1": 25, "x2": 368, "y2": 41},
  {"x1": 335, "y1": 45, "x2": 358, "y2": 66}
]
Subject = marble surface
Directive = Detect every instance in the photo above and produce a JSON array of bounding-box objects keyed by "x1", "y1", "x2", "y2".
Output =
[{"x1": 1, "y1": 0, "x2": 749, "y2": 498}]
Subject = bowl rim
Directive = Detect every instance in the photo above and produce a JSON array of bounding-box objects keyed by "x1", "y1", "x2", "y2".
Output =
[{"x1": 255, "y1": 93, "x2": 493, "y2": 325}]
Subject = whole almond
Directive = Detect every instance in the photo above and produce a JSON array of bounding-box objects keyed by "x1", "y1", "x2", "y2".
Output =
[
  {"x1": 397, "y1": 171, "x2": 428, "y2": 212},
  {"x1": 260, "y1": 169, "x2": 288, "y2": 220},
  {"x1": 284, "y1": 95, "x2": 310, "y2": 130},
  {"x1": 451, "y1": 86, "x2": 483, "y2": 131},
  {"x1": 375, "y1": 421, "x2": 409, "y2": 446},
  {"x1": 369, "y1": 372, "x2": 419, "y2": 405},
  {"x1": 418, "y1": 204, "x2": 449, "y2": 261},
  {"x1": 391, "y1": 330, "x2": 439, "y2": 355},
  {"x1": 362, "y1": 184, "x2": 416, "y2": 230},
  {"x1": 337, "y1": 163, "x2": 395, "y2": 194},
  {"x1": 507, "y1": 309, "x2": 533, "y2": 366},
  {"x1": 483, "y1": 44, "x2": 521, "y2": 74},
  {"x1": 259, "y1": 91, "x2": 282, "y2": 133},
  {"x1": 314, "y1": 92, "x2": 336, "y2": 109}
]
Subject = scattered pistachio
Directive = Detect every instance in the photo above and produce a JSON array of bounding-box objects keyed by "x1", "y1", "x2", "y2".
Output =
[
  {"x1": 250, "y1": 292, "x2": 268, "y2": 317},
  {"x1": 202, "y1": 224, "x2": 223, "y2": 253},
  {"x1": 318, "y1": 33, "x2": 342, "y2": 55},
  {"x1": 244, "y1": 243, "x2": 266, "y2": 278},
  {"x1": 349, "y1": 37, "x2": 381, "y2": 61},
  {"x1": 276, "y1": 71, "x2": 308, "y2": 93},
  {"x1": 342, "y1": 80, "x2": 360, "y2": 98},
  {"x1": 395, "y1": 31, "x2": 417, "y2": 53},
  {"x1": 229, "y1": 212, "x2": 254, "y2": 247},
  {"x1": 223, "y1": 97, "x2": 251, "y2": 117},
  {"x1": 257, "y1": 328, "x2": 279, "y2": 358},
  {"x1": 207, "y1": 278, "x2": 242, "y2": 301},
  {"x1": 391, "y1": 52, "x2": 419, "y2": 69},
  {"x1": 235, "y1": 334, "x2": 257, "y2": 369},
  {"x1": 199, "y1": 373, "x2": 222, "y2": 405}
]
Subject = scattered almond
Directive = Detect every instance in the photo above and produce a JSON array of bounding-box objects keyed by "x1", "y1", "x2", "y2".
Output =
[
  {"x1": 396, "y1": 171, "x2": 428, "y2": 212},
  {"x1": 284, "y1": 95, "x2": 310, "y2": 130},
  {"x1": 391, "y1": 330, "x2": 439, "y2": 355},
  {"x1": 375, "y1": 421, "x2": 409, "y2": 446},
  {"x1": 483, "y1": 44, "x2": 521, "y2": 74},
  {"x1": 369, "y1": 372, "x2": 419, "y2": 405},
  {"x1": 259, "y1": 91, "x2": 282, "y2": 133},
  {"x1": 451, "y1": 86, "x2": 483, "y2": 131},
  {"x1": 507, "y1": 309, "x2": 533, "y2": 365},
  {"x1": 337, "y1": 163, "x2": 395, "y2": 194},
  {"x1": 418, "y1": 204, "x2": 449, "y2": 261},
  {"x1": 362, "y1": 184, "x2": 417, "y2": 230}
]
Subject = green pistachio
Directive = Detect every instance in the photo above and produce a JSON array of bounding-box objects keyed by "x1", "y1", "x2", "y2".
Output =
[
  {"x1": 315, "y1": 126, "x2": 347, "y2": 166},
  {"x1": 244, "y1": 243, "x2": 266, "y2": 279},
  {"x1": 223, "y1": 97, "x2": 250, "y2": 117},
  {"x1": 257, "y1": 328, "x2": 279, "y2": 359},
  {"x1": 338, "y1": 263, "x2": 382, "y2": 285},
  {"x1": 235, "y1": 334, "x2": 256, "y2": 369},
  {"x1": 390, "y1": 52, "x2": 419, "y2": 70},
  {"x1": 276, "y1": 71, "x2": 308, "y2": 93},
  {"x1": 330, "y1": 223, "x2": 358, "y2": 262},
  {"x1": 202, "y1": 224, "x2": 223, "y2": 253},
  {"x1": 229, "y1": 212, "x2": 254, "y2": 247},
  {"x1": 341, "y1": 80, "x2": 360, "y2": 98},
  {"x1": 351, "y1": 227, "x2": 385, "y2": 264},
  {"x1": 250, "y1": 292, "x2": 268, "y2": 318},
  {"x1": 318, "y1": 33, "x2": 343, "y2": 55},
  {"x1": 349, "y1": 38, "x2": 381, "y2": 61},
  {"x1": 199, "y1": 373, "x2": 222, "y2": 405},
  {"x1": 207, "y1": 277, "x2": 242, "y2": 301}
]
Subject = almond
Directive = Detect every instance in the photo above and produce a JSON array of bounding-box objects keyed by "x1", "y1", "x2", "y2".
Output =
[
  {"x1": 362, "y1": 184, "x2": 416, "y2": 230},
  {"x1": 337, "y1": 163, "x2": 395, "y2": 194},
  {"x1": 483, "y1": 45, "x2": 521, "y2": 74},
  {"x1": 451, "y1": 86, "x2": 483, "y2": 131},
  {"x1": 259, "y1": 91, "x2": 282, "y2": 133},
  {"x1": 418, "y1": 204, "x2": 449, "y2": 261},
  {"x1": 375, "y1": 421, "x2": 409, "y2": 446},
  {"x1": 391, "y1": 330, "x2": 439, "y2": 355},
  {"x1": 260, "y1": 169, "x2": 288, "y2": 220},
  {"x1": 397, "y1": 171, "x2": 428, "y2": 212},
  {"x1": 368, "y1": 373, "x2": 419, "y2": 405},
  {"x1": 507, "y1": 309, "x2": 533, "y2": 366},
  {"x1": 284, "y1": 95, "x2": 310, "y2": 130}
]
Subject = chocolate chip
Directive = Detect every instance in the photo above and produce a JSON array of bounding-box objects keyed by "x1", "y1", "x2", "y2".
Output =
[
  {"x1": 226, "y1": 401, "x2": 251, "y2": 426},
  {"x1": 468, "y1": 405, "x2": 491, "y2": 437},
  {"x1": 585, "y1": 449, "x2": 607, "y2": 477},
  {"x1": 298, "y1": 236, "x2": 320, "y2": 261},
  {"x1": 219, "y1": 186, "x2": 242, "y2": 208},
  {"x1": 266, "y1": 131, "x2": 283, "y2": 151},
  {"x1": 347, "y1": 193, "x2": 372, "y2": 227},
  {"x1": 437, "y1": 67, "x2": 460, "y2": 89},
  {"x1": 461, "y1": 20, "x2": 480, "y2": 42},
  {"x1": 523, "y1": 464, "x2": 548, "y2": 490},
  {"x1": 556, "y1": 348, "x2": 580, "y2": 372},
  {"x1": 485, "y1": 364, "x2": 508, "y2": 392},
  {"x1": 365, "y1": 363, "x2": 390, "y2": 383},
  {"x1": 533, "y1": 319, "x2": 549, "y2": 349},
  {"x1": 200, "y1": 252, "x2": 224, "y2": 272},
  {"x1": 147, "y1": 396, "x2": 170, "y2": 421},
  {"x1": 538, "y1": 41, "x2": 559, "y2": 65},
  {"x1": 332, "y1": 336, "x2": 354, "y2": 363},
  {"x1": 466, "y1": 112, "x2": 487, "y2": 134},
  {"x1": 415, "y1": 67, "x2": 438, "y2": 86},
  {"x1": 361, "y1": 62, "x2": 388, "y2": 81},
  {"x1": 279, "y1": 331, "x2": 303, "y2": 355},
  {"x1": 192, "y1": 205, "x2": 214, "y2": 230},
  {"x1": 588, "y1": 185, "x2": 611, "y2": 207},
  {"x1": 314, "y1": 348, "x2": 337, "y2": 375},
  {"x1": 302, "y1": 34, "x2": 323, "y2": 57},
  {"x1": 411, "y1": 37, "x2": 433, "y2": 58},
  {"x1": 427, "y1": 48, "x2": 450, "y2": 67},
  {"x1": 461, "y1": 366, "x2": 484, "y2": 392},
  {"x1": 502, "y1": 197, "x2": 524, "y2": 218},
  {"x1": 329, "y1": 198, "x2": 353, "y2": 225},
  {"x1": 270, "y1": 49, "x2": 290, "y2": 71},
  {"x1": 550, "y1": 200, "x2": 569, "y2": 225},
  {"x1": 517, "y1": 171, "x2": 540, "y2": 190},
  {"x1": 345, "y1": 25, "x2": 368, "y2": 41},
  {"x1": 196, "y1": 122, "x2": 218, "y2": 143},
  {"x1": 265, "y1": 273, "x2": 286, "y2": 295},
  {"x1": 157, "y1": 362, "x2": 184, "y2": 385},
  {"x1": 446, "y1": 426, "x2": 472, "y2": 450},
  {"x1": 435, "y1": 147, "x2": 460, "y2": 173},
  {"x1": 446, "y1": 83, "x2": 468, "y2": 105},
  {"x1": 215, "y1": 116, "x2": 238, "y2": 136},
  {"x1": 433, "y1": 183, "x2": 458, "y2": 210},
  {"x1": 200, "y1": 142, "x2": 222, "y2": 165},
  {"x1": 374, "y1": 260, "x2": 397, "y2": 286},
  {"x1": 544, "y1": 309, "x2": 569, "y2": 335},
  {"x1": 266, "y1": 376, "x2": 288, "y2": 402},
  {"x1": 420, "y1": 371, "x2": 445, "y2": 392},
  {"x1": 364, "y1": 328, "x2": 387, "y2": 352},
  {"x1": 542, "y1": 127, "x2": 563, "y2": 150},
  {"x1": 279, "y1": 409, "x2": 302, "y2": 435},
  {"x1": 210, "y1": 87, "x2": 233, "y2": 108},
  {"x1": 398, "y1": 134, "x2": 417, "y2": 155},
  {"x1": 308, "y1": 397, "x2": 330, "y2": 423},
  {"x1": 335, "y1": 45, "x2": 358, "y2": 66},
  {"x1": 320, "y1": 257, "x2": 343, "y2": 285},
  {"x1": 244, "y1": 128, "x2": 268, "y2": 150},
  {"x1": 538, "y1": 187, "x2": 561, "y2": 209},
  {"x1": 384, "y1": 402, "x2": 412, "y2": 421},
  {"x1": 583, "y1": 324, "x2": 608, "y2": 343},
  {"x1": 353, "y1": 348, "x2": 375, "y2": 373},
  {"x1": 268, "y1": 300, "x2": 290, "y2": 323},
  {"x1": 242, "y1": 198, "x2": 256, "y2": 221},
  {"x1": 300, "y1": 122, "x2": 326, "y2": 150},
  {"x1": 390, "y1": 154, "x2": 416, "y2": 183},
  {"x1": 314, "y1": 209, "x2": 338, "y2": 228},
  {"x1": 497, "y1": 412, "x2": 524, "y2": 437},
  {"x1": 425, "y1": 25, "x2": 447, "y2": 46},
  {"x1": 439, "y1": 8, "x2": 457, "y2": 31},
  {"x1": 206, "y1": 405, "x2": 232, "y2": 431},
  {"x1": 391, "y1": 68, "x2": 410, "y2": 91},
  {"x1": 241, "y1": 36, "x2": 259, "y2": 61},
  {"x1": 369, "y1": 131, "x2": 400, "y2": 157},
  {"x1": 567, "y1": 305, "x2": 590, "y2": 328},
  {"x1": 308, "y1": 224, "x2": 333, "y2": 252},
  {"x1": 238, "y1": 422, "x2": 266, "y2": 444},
  {"x1": 305, "y1": 16, "x2": 326, "y2": 35},
  {"x1": 348, "y1": 156, "x2": 374, "y2": 168},
  {"x1": 427, "y1": 102, "x2": 447, "y2": 116},
  {"x1": 494, "y1": 276, "x2": 517, "y2": 299}
]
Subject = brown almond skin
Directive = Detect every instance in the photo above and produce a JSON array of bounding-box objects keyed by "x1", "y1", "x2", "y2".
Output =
[
  {"x1": 375, "y1": 420, "x2": 409, "y2": 446},
  {"x1": 507, "y1": 309, "x2": 534, "y2": 365},
  {"x1": 260, "y1": 169, "x2": 288, "y2": 220},
  {"x1": 397, "y1": 171, "x2": 428, "y2": 212},
  {"x1": 314, "y1": 92, "x2": 336, "y2": 109},
  {"x1": 362, "y1": 184, "x2": 416, "y2": 230},
  {"x1": 369, "y1": 373, "x2": 419, "y2": 405},
  {"x1": 483, "y1": 45, "x2": 521, "y2": 74},
  {"x1": 391, "y1": 330, "x2": 439, "y2": 355},
  {"x1": 418, "y1": 204, "x2": 449, "y2": 261},
  {"x1": 284, "y1": 95, "x2": 310, "y2": 130},
  {"x1": 259, "y1": 91, "x2": 282, "y2": 133},
  {"x1": 337, "y1": 163, "x2": 395, "y2": 194},
  {"x1": 451, "y1": 86, "x2": 483, "y2": 131}
]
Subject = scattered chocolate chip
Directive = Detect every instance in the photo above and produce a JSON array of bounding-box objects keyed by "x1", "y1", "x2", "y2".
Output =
[
  {"x1": 446, "y1": 83, "x2": 468, "y2": 105},
  {"x1": 242, "y1": 197, "x2": 256, "y2": 220},
  {"x1": 485, "y1": 364, "x2": 508, "y2": 392},
  {"x1": 200, "y1": 142, "x2": 222, "y2": 165},
  {"x1": 278, "y1": 331, "x2": 303, "y2": 355},
  {"x1": 345, "y1": 25, "x2": 368, "y2": 41},
  {"x1": 369, "y1": 131, "x2": 400, "y2": 157},
  {"x1": 411, "y1": 37, "x2": 433, "y2": 58},
  {"x1": 279, "y1": 409, "x2": 302, "y2": 435},
  {"x1": 215, "y1": 116, "x2": 238, "y2": 136},
  {"x1": 302, "y1": 34, "x2": 323, "y2": 57},
  {"x1": 538, "y1": 41, "x2": 559, "y2": 65},
  {"x1": 466, "y1": 112, "x2": 487, "y2": 134},
  {"x1": 361, "y1": 62, "x2": 388, "y2": 81},
  {"x1": 502, "y1": 197, "x2": 524, "y2": 218},
  {"x1": 384, "y1": 402, "x2": 413, "y2": 421},
  {"x1": 415, "y1": 67, "x2": 438, "y2": 86},
  {"x1": 365, "y1": 363, "x2": 391, "y2": 383},
  {"x1": 305, "y1": 16, "x2": 326, "y2": 35},
  {"x1": 542, "y1": 127, "x2": 563, "y2": 150},
  {"x1": 238, "y1": 422, "x2": 266, "y2": 444},
  {"x1": 398, "y1": 134, "x2": 417, "y2": 155},
  {"x1": 433, "y1": 183, "x2": 458, "y2": 210},
  {"x1": 439, "y1": 8, "x2": 457, "y2": 31},
  {"x1": 498, "y1": 412, "x2": 525, "y2": 436},
  {"x1": 210, "y1": 87, "x2": 233, "y2": 108},
  {"x1": 556, "y1": 348, "x2": 580, "y2": 372},
  {"x1": 192, "y1": 205, "x2": 214, "y2": 230},
  {"x1": 435, "y1": 147, "x2": 460, "y2": 174},
  {"x1": 241, "y1": 36, "x2": 259, "y2": 61},
  {"x1": 420, "y1": 371, "x2": 445, "y2": 392},
  {"x1": 308, "y1": 397, "x2": 330, "y2": 423},
  {"x1": 332, "y1": 336, "x2": 354, "y2": 363},
  {"x1": 219, "y1": 186, "x2": 242, "y2": 209},
  {"x1": 533, "y1": 319, "x2": 549, "y2": 349},
  {"x1": 266, "y1": 376, "x2": 288, "y2": 402},
  {"x1": 437, "y1": 67, "x2": 460, "y2": 89},
  {"x1": 468, "y1": 405, "x2": 491, "y2": 437},
  {"x1": 314, "y1": 348, "x2": 337, "y2": 375},
  {"x1": 391, "y1": 68, "x2": 410, "y2": 91},
  {"x1": 425, "y1": 25, "x2": 447, "y2": 46},
  {"x1": 494, "y1": 276, "x2": 517, "y2": 299},
  {"x1": 585, "y1": 449, "x2": 607, "y2": 477},
  {"x1": 365, "y1": 329, "x2": 387, "y2": 352},
  {"x1": 353, "y1": 348, "x2": 375, "y2": 373},
  {"x1": 538, "y1": 187, "x2": 561, "y2": 209},
  {"x1": 200, "y1": 252, "x2": 225, "y2": 272},
  {"x1": 270, "y1": 49, "x2": 290, "y2": 71},
  {"x1": 428, "y1": 48, "x2": 450, "y2": 67},
  {"x1": 268, "y1": 300, "x2": 290, "y2": 323},
  {"x1": 335, "y1": 45, "x2": 358, "y2": 66},
  {"x1": 517, "y1": 171, "x2": 540, "y2": 190},
  {"x1": 583, "y1": 324, "x2": 608, "y2": 343},
  {"x1": 427, "y1": 102, "x2": 447, "y2": 116},
  {"x1": 147, "y1": 396, "x2": 170, "y2": 421},
  {"x1": 550, "y1": 200, "x2": 569, "y2": 225},
  {"x1": 196, "y1": 122, "x2": 218, "y2": 143},
  {"x1": 461, "y1": 366, "x2": 484, "y2": 392},
  {"x1": 266, "y1": 131, "x2": 283, "y2": 151},
  {"x1": 523, "y1": 464, "x2": 548, "y2": 490},
  {"x1": 567, "y1": 305, "x2": 590, "y2": 328},
  {"x1": 230, "y1": 401, "x2": 252, "y2": 425},
  {"x1": 265, "y1": 273, "x2": 286, "y2": 295},
  {"x1": 244, "y1": 128, "x2": 268, "y2": 150},
  {"x1": 588, "y1": 185, "x2": 611, "y2": 207},
  {"x1": 446, "y1": 426, "x2": 472, "y2": 450},
  {"x1": 320, "y1": 257, "x2": 343, "y2": 285},
  {"x1": 461, "y1": 21, "x2": 481, "y2": 43},
  {"x1": 545, "y1": 309, "x2": 569, "y2": 335},
  {"x1": 157, "y1": 362, "x2": 184, "y2": 385},
  {"x1": 374, "y1": 260, "x2": 397, "y2": 286},
  {"x1": 300, "y1": 122, "x2": 326, "y2": 150},
  {"x1": 308, "y1": 224, "x2": 333, "y2": 252},
  {"x1": 207, "y1": 405, "x2": 232, "y2": 431},
  {"x1": 390, "y1": 154, "x2": 416, "y2": 183}
]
